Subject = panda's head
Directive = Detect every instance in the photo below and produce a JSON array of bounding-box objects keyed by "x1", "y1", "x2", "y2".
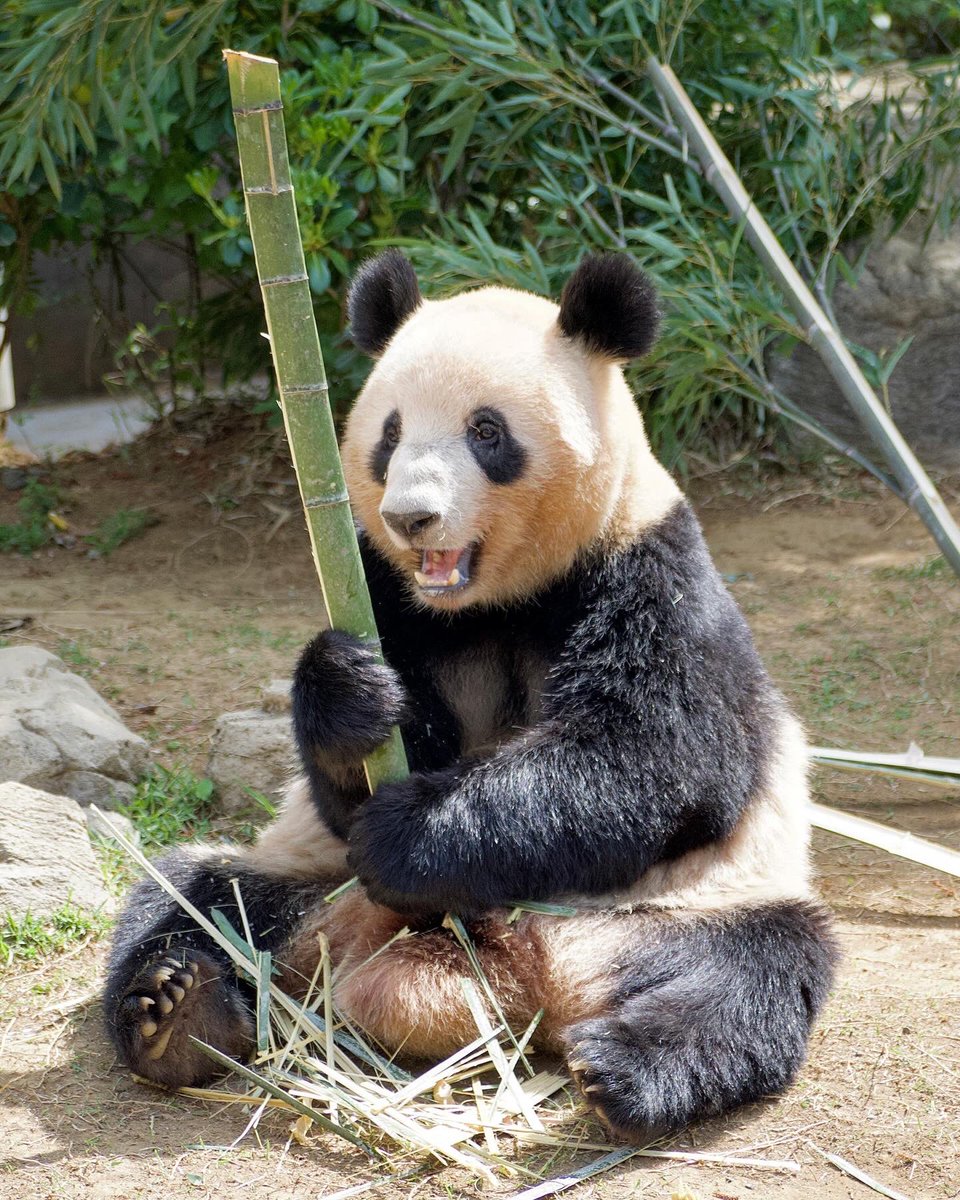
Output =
[{"x1": 341, "y1": 251, "x2": 680, "y2": 610}]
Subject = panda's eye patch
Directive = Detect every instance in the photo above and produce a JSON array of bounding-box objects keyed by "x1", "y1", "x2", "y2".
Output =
[
  {"x1": 369, "y1": 408, "x2": 401, "y2": 484},
  {"x1": 466, "y1": 406, "x2": 526, "y2": 485}
]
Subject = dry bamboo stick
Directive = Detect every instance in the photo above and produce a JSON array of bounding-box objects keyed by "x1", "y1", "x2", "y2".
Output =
[
  {"x1": 810, "y1": 745, "x2": 960, "y2": 781},
  {"x1": 646, "y1": 56, "x2": 960, "y2": 579},
  {"x1": 810, "y1": 802, "x2": 960, "y2": 878}
]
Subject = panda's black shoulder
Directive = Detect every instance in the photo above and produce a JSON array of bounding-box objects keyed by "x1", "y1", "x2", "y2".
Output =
[
  {"x1": 573, "y1": 501, "x2": 756, "y2": 632},
  {"x1": 551, "y1": 500, "x2": 771, "y2": 703}
]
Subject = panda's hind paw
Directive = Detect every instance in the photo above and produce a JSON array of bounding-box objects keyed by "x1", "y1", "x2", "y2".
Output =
[
  {"x1": 565, "y1": 1030, "x2": 673, "y2": 1146},
  {"x1": 112, "y1": 948, "x2": 254, "y2": 1089},
  {"x1": 128, "y1": 956, "x2": 200, "y2": 1060}
]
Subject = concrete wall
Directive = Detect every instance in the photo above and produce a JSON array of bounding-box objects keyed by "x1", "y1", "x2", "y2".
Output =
[{"x1": 7, "y1": 240, "x2": 195, "y2": 403}]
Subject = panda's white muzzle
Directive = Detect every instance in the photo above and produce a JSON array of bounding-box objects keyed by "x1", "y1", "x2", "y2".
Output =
[{"x1": 378, "y1": 440, "x2": 485, "y2": 595}]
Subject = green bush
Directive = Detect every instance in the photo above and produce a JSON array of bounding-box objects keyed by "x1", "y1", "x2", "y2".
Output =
[
  {"x1": 0, "y1": 480, "x2": 63, "y2": 554},
  {"x1": 0, "y1": 903, "x2": 110, "y2": 966},
  {"x1": 0, "y1": 0, "x2": 421, "y2": 415},
  {"x1": 2, "y1": 1, "x2": 958, "y2": 460}
]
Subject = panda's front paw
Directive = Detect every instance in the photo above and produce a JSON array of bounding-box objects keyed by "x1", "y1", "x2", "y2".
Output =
[
  {"x1": 347, "y1": 776, "x2": 455, "y2": 915},
  {"x1": 111, "y1": 949, "x2": 254, "y2": 1088},
  {"x1": 348, "y1": 782, "x2": 425, "y2": 912},
  {"x1": 349, "y1": 768, "x2": 496, "y2": 915},
  {"x1": 292, "y1": 630, "x2": 406, "y2": 766}
]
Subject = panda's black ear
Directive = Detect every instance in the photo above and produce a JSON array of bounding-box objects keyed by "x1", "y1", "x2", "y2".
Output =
[
  {"x1": 348, "y1": 250, "x2": 422, "y2": 356},
  {"x1": 557, "y1": 254, "x2": 659, "y2": 360}
]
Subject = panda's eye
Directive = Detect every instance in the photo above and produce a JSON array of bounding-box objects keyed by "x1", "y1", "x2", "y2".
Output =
[
  {"x1": 465, "y1": 405, "x2": 526, "y2": 484},
  {"x1": 470, "y1": 419, "x2": 500, "y2": 443},
  {"x1": 384, "y1": 420, "x2": 401, "y2": 447}
]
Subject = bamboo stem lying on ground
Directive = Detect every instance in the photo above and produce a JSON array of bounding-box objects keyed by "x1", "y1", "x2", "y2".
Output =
[
  {"x1": 646, "y1": 56, "x2": 960, "y2": 580},
  {"x1": 810, "y1": 802, "x2": 960, "y2": 879},
  {"x1": 223, "y1": 48, "x2": 408, "y2": 789},
  {"x1": 811, "y1": 745, "x2": 960, "y2": 788}
]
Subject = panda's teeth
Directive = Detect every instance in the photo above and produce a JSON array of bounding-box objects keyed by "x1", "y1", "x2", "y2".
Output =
[{"x1": 414, "y1": 567, "x2": 461, "y2": 589}]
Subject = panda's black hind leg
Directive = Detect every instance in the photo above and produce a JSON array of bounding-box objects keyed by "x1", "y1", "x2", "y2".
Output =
[
  {"x1": 105, "y1": 848, "x2": 325, "y2": 1088},
  {"x1": 112, "y1": 947, "x2": 254, "y2": 1089},
  {"x1": 563, "y1": 901, "x2": 837, "y2": 1142}
]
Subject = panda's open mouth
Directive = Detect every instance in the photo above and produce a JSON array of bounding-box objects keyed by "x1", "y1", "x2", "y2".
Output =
[{"x1": 413, "y1": 544, "x2": 476, "y2": 595}]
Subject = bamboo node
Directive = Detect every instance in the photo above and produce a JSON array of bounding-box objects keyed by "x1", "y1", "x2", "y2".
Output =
[
  {"x1": 245, "y1": 184, "x2": 294, "y2": 195},
  {"x1": 261, "y1": 272, "x2": 309, "y2": 287},
  {"x1": 304, "y1": 492, "x2": 351, "y2": 509},
  {"x1": 282, "y1": 384, "x2": 329, "y2": 397},
  {"x1": 232, "y1": 100, "x2": 283, "y2": 115}
]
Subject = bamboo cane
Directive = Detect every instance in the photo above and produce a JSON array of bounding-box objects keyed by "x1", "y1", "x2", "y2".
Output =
[
  {"x1": 646, "y1": 56, "x2": 960, "y2": 581},
  {"x1": 810, "y1": 802, "x2": 960, "y2": 879},
  {"x1": 810, "y1": 745, "x2": 960, "y2": 788},
  {"x1": 223, "y1": 49, "x2": 408, "y2": 789}
]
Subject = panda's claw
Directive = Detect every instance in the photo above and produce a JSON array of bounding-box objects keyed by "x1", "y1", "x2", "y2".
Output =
[
  {"x1": 122, "y1": 955, "x2": 203, "y2": 1057},
  {"x1": 145, "y1": 1024, "x2": 175, "y2": 1061}
]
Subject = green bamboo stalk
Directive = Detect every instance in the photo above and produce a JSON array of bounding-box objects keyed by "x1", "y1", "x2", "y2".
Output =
[
  {"x1": 223, "y1": 49, "x2": 408, "y2": 789},
  {"x1": 646, "y1": 56, "x2": 960, "y2": 581}
]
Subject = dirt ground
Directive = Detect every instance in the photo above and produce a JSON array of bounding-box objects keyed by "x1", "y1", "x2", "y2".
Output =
[{"x1": 1, "y1": 413, "x2": 958, "y2": 1200}]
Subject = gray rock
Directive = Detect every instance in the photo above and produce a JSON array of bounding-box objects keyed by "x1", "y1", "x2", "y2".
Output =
[
  {"x1": 58, "y1": 769, "x2": 136, "y2": 808},
  {"x1": 86, "y1": 806, "x2": 140, "y2": 849},
  {"x1": 0, "y1": 781, "x2": 113, "y2": 919},
  {"x1": 770, "y1": 228, "x2": 960, "y2": 469},
  {"x1": 260, "y1": 678, "x2": 292, "y2": 714},
  {"x1": 0, "y1": 645, "x2": 149, "y2": 808},
  {"x1": 206, "y1": 709, "x2": 295, "y2": 816}
]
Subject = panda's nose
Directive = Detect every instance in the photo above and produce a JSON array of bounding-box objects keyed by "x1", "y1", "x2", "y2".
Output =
[{"x1": 381, "y1": 509, "x2": 441, "y2": 539}]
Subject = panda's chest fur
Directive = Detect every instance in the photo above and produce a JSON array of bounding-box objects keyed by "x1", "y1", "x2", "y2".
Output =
[{"x1": 437, "y1": 642, "x2": 549, "y2": 756}]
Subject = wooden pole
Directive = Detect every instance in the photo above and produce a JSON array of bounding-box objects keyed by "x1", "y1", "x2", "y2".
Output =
[
  {"x1": 223, "y1": 49, "x2": 408, "y2": 789},
  {"x1": 647, "y1": 56, "x2": 960, "y2": 580}
]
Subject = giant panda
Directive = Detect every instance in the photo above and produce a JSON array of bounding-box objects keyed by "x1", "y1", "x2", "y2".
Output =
[{"x1": 104, "y1": 251, "x2": 836, "y2": 1141}]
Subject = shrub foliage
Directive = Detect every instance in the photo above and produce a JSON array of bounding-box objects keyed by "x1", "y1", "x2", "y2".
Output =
[{"x1": 1, "y1": 1, "x2": 958, "y2": 460}]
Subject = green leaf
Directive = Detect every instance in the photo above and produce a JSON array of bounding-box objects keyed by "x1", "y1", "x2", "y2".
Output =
[{"x1": 37, "y1": 141, "x2": 62, "y2": 201}]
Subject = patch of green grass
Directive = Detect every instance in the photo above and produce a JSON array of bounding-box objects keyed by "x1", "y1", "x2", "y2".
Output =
[
  {"x1": 56, "y1": 637, "x2": 97, "y2": 672},
  {"x1": 84, "y1": 507, "x2": 158, "y2": 557},
  {"x1": 218, "y1": 621, "x2": 300, "y2": 653},
  {"x1": 874, "y1": 556, "x2": 947, "y2": 581},
  {"x1": 0, "y1": 902, "x2": 110, "y2": 967},
  {"x1": 0, "y1": 479, "x2": 62, "y2": 554},
  {"x1": 121, "y1": 765, "x2": 215, "y2": 849}
]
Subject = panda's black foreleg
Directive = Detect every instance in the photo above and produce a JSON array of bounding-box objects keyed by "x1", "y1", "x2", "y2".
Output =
[
  {"x1": 105, "y1": 850, "x2": 322, "y2": 1088},
  {"x1": 292, "y1": 629, "x2": 408, "y2": 839},
  {"x1": 564, "y1": 901, "x2": 838, "y2": 1141}
]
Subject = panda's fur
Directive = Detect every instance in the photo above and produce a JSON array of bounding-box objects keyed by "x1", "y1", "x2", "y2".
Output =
[{"x1": 104, "y1": 252, "x2": 837, "y2": 1138}]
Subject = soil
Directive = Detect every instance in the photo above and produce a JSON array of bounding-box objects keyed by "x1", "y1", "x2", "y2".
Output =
[{"x1": 1, "y1": 412, "x2": 958, "y2": 1200}]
